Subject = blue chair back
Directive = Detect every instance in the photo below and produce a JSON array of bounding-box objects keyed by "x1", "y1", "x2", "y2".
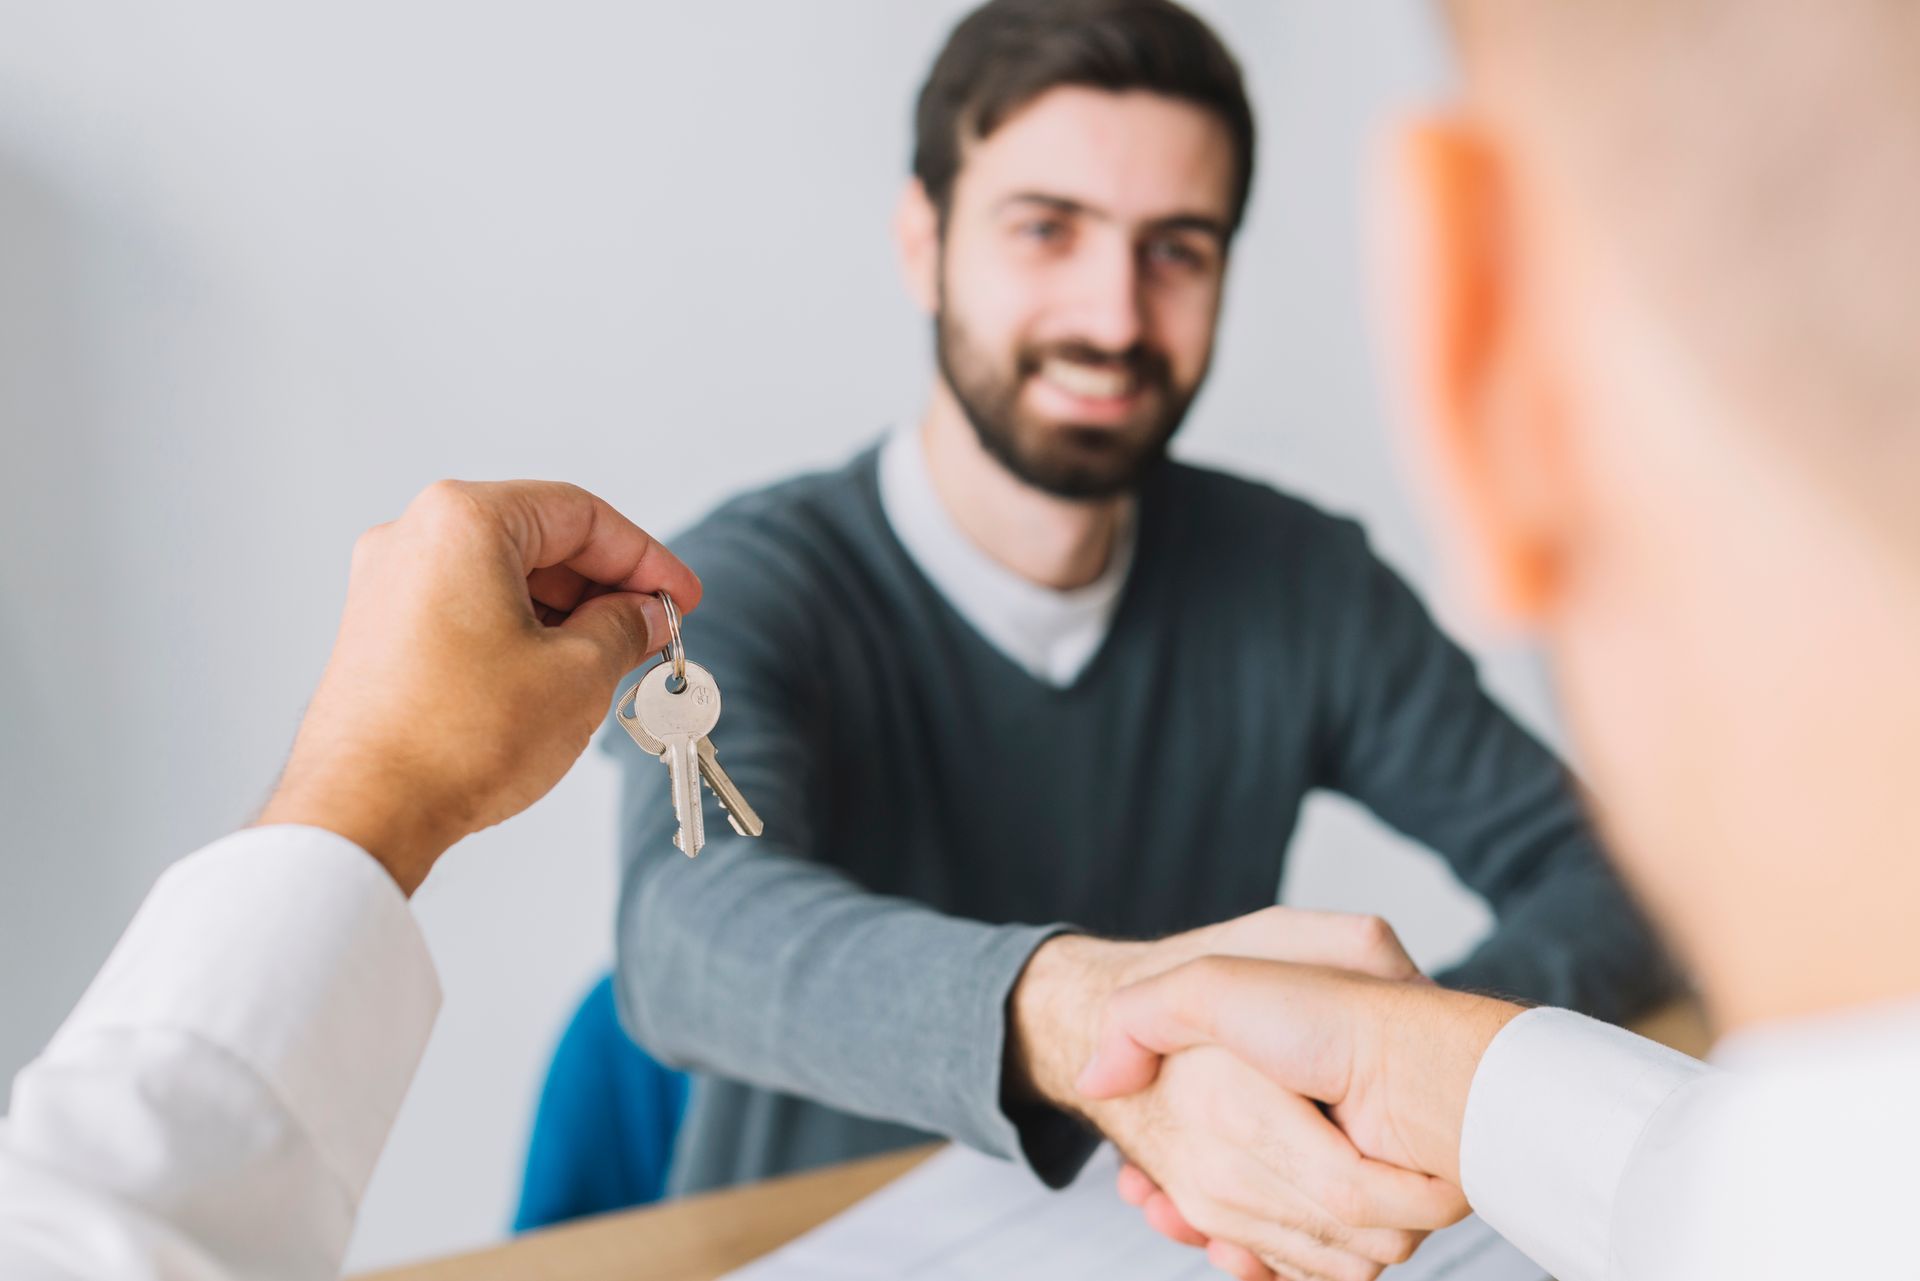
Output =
[{"x1": 514, "y1": 975, "x2": 690, "y2": 1231}]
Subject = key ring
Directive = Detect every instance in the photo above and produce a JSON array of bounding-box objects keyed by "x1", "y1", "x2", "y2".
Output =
[{"x1": 657, "y1": 591, "x2": 687, "y2": 687}]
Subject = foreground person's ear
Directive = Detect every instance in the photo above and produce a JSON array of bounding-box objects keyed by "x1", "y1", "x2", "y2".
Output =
[{"x1": 1384, "y1": 116, "x2": 1571, "y2": 625}]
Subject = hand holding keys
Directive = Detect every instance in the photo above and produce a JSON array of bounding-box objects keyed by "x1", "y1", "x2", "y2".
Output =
[{"x1": 616, "y1": 592, "x2": 765, "y2": 856}]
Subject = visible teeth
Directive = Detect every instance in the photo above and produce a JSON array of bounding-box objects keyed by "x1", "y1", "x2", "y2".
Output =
[{"x1": 1041, "y1": 358, "x2": 1134, "y2": 399}]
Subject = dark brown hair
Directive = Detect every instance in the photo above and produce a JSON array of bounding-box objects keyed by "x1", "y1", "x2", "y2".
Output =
[{"x1": 912, "y1": 0, "x2": 1257, "y2": 233}]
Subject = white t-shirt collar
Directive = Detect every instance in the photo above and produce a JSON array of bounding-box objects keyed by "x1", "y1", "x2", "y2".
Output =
[{"x1": 877, "y1": 423, "x2": 1136, "y2": 688}]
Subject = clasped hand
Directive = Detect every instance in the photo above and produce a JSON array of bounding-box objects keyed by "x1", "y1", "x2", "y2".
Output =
[{"x1": 1020, "y1": 909, "x2": 1488, "y2": 1281}]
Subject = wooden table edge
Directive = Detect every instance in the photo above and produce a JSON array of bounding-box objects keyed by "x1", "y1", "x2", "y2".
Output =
[{"x1": 355, "y1": 1144, "x2": 941, "y2": 1281}]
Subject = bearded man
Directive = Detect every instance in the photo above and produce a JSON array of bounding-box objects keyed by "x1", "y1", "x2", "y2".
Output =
[{"x1": 608, "y1": 0, "x2": 1673, "y2": 1207}]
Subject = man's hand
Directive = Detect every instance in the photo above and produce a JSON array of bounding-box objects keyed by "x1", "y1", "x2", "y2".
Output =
[
  {"x1": 1079, "y1": 958, "x2": 1526, "y2": 1280},
  {"x1": 1006, "y1": 909, "x2": 1468, "y2": 1281},
  {"x1": 256, "y1": 479, "x2": 700, "y2": 894}
]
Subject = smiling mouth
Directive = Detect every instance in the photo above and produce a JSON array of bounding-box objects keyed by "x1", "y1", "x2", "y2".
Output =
[{"x1": 1036, "y1": 357, "x2": 1140, "y2": 400}]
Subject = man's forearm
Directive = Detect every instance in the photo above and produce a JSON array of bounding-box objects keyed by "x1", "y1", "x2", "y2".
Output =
[{"x1": 617, "y1": 835, "x2": 1066, "y2": 1163}]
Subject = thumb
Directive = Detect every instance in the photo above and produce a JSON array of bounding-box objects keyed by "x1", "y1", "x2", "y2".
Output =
[
  {"x1": 559, "y1": 591, "x2": 667, "y2": 683},
  {"x1": 1074, "y1": 1026, "x2": 1166, "y2": 1101},
  {"x1": 1079, "y1": 957, "x2": 1365, "y2": 1106},
  {"x1": 1074, "y1": 961, "x2": 1219, "y2": 1100}
]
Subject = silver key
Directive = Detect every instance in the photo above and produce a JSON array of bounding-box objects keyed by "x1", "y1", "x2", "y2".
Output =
[
  {"x1": 696, "y1": 736, "x2": 765, "y2": 839},
  {"x1": 633, "y1": 660, "x2": 722, "y2": 856},
  {"x1": 620, "y1": 679, "x2": 765, "y2": 842},
  {"x1": 615, "y1": 586, "x2": 768, "y2": 857},
  {"x1": 615, "y1": 682, "x2": 665, "y2": 756}
]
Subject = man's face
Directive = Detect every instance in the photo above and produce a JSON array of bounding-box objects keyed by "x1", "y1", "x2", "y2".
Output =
[{"x1": 933, "y1": 87, "x2": 1237, "y2": 499}]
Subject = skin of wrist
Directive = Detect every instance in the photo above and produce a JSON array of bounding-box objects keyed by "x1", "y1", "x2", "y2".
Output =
[
  {"x1": 1008, "y1": 933, "x2": 1151, "y2": 1110},
  {"x1": 1372, "y1": 984, "x2": 1526, "y2": 1186},
  {"x1": 255, "y1": 762, "x2": 464, "y2": 897}
]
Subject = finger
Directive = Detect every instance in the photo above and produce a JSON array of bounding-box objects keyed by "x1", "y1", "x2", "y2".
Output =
[
  {"x1": 1336, "y1": 1153, "x2": 1468, "y2": 1232},
  {"x1": 557, "y1": 591, "x2": 671, "y2": 683},
  {"x1": 1076, "y1": 957, "x2": 1243, "y2": 1099},
  {"x1": 1207, "y1": 1240, "x2": 1280, "y2": 1281},
  {"x1": 1205, "y1": 908, "x2": 1419, "y2": 981},
  {"x1": 1221, "y1": 1206, "x2": 1390, "y2": 1281},
  {"x1": 1341, "y1": 1225, "x2": 1427, "y2": 1269},
  {"x1": 1084, "y1": 958, "x2": 1376, "y2": 1108},
  {"x1": 1237, "y1": 1219, "x2": 1386, "y2": 1281},
  {"x1": 425, "y1": 480, "x2": 703, "y2": 609},
  {"x1": 527, "y1": 564, "x2": 593, "y2": 614},
  {"x1": 1141, "y1": 1189, "x2": 1211, "y2": 1248},
  {"x1": 1116, "y1": 1163, "x2": 1158, "y2": 1207},
  {"x1": 1076, "y1": 1021, "x2": 1173, "y2": 1099},
  {"x1": 1115, "y1": 1161, "x2": 1209, "y2": 1246},
  {"x1": 1272, "y1": 1091, "x2": 1467, "y2": 1233}
]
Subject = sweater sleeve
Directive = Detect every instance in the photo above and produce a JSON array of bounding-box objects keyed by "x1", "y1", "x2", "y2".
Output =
[
  {"x1": 1316, "y1": 524, "x2": 1679, "y2": 1022},
  {"x1": 608, "y1": 517, "x2": 1090, "y2": 1186}
]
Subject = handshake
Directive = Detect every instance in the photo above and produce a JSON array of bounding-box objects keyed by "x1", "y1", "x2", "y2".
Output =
[
  {"x1": 1011, "y1": 910, "x2": 1522, "y2": 1281},
  {"x1": 254, "y1": 478, "x2": 1522, "y2": 1281}
]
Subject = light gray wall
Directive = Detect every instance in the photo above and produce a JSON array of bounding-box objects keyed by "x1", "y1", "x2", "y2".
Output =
[{"x1": 0, "y1": 3, "x2": 1552, "y2": 1270}]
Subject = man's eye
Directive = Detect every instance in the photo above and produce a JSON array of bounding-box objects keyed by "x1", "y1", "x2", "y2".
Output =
[
  {"x1": 1018, "y1": 218, "x2": 1069, "y2": 244},
  {"x1": 1146, "y1": 238, "x2": 1207, "y2": 270}
]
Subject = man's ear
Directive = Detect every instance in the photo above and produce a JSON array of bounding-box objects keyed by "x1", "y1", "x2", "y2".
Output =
[
  {"x1": 1384, "y1": 116, "x2": 1569, "y2": 624},
  {"x1": 894, "y1": 179, "x2": 941, "y2": 315}
]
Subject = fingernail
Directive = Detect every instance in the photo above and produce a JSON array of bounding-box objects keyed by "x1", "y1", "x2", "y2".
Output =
[{"x1": 638, "y1": 594, "x2": 668, "y2": 651}]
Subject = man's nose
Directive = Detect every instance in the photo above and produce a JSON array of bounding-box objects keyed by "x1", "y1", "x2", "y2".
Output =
[{"x1": 1059, "y1": 238, "x2": 1147, "y2": 354}]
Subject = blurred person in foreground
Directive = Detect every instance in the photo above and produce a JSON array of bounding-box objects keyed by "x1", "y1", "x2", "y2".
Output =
[{"x1": 1080, "y1": 3, "x2": 1920, "y2": 1278}]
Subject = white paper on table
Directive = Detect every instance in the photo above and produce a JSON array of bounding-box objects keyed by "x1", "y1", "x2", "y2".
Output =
[{"x1": 723, "y1": 1145, "x2": 1546, "y2": 1281}]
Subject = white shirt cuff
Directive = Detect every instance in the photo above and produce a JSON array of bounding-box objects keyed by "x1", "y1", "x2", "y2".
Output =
[
  {"x1": 46, "y1": 825, "x2": 441, "y2": 1202},
  {"x1": 1459, "y1": 1008, "x2": 1709, "y2": 1281}
]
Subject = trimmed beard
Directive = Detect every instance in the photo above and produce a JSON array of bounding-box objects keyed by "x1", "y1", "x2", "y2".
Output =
[{"x1": 933, "y1": 295, "x2": 1198, "y2": 501}]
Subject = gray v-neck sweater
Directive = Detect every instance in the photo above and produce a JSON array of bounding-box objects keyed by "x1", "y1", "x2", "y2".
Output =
[{"x1": 608, "y1": 445, "x2": 1674, "y2": 1195}]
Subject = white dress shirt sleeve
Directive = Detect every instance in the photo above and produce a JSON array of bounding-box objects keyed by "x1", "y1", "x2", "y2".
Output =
[
  {"x1": 1458, "y1": 1007, "x2": 1715, "y2": 1281},
  {"x1": 0, "y1": 826, "x2": 441, "y2": 1281}
]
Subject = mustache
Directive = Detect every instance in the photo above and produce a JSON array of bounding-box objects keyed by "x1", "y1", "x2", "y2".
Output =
[{"x1": 1018, "y1": 341, "x2": 1171, "y2": 387}]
